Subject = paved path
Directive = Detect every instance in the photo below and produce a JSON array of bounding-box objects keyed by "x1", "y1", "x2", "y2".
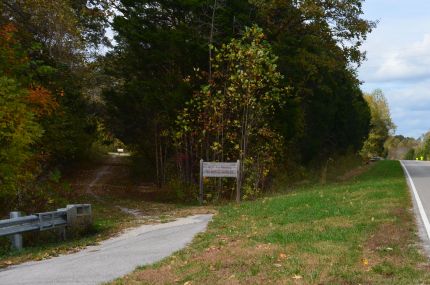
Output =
[
  {"x1": 0, "y1": 214, "x2": 212, "y2": 285},
  {"x1": 400, "y1": 160, "x2": 430, "y2": 254}
]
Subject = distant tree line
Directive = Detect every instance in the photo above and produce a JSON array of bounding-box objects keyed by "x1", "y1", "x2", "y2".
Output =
[{"x1": 399, "y1": 132, "x2": 430, "y2": 161}]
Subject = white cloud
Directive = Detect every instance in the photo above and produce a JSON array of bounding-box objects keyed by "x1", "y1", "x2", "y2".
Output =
[
  {"x1": 373, "y1": 34, "x2": 430, "y2": 82},
  {"x1": 358, "y1": 1, "x2": 430, "y2": 138}
]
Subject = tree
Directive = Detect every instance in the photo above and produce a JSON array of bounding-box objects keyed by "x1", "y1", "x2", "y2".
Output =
[
  {"x1": 103, "y1": 0, "x2": 254, "y2": 185},
  {"x1": 0, "y1": 1, "x2": 109, "y2": 212},
  {"x1": 404, "y1": 148, "x2": 415, "y2": 160},
  {"x1": 0, "y1": 1, "x2": 106, "y2": 163},
  {"x1": 0, "y1": 76, "x2": 42, "y2": 207},
  {"x1": 251, "y1": 0, "x2": 376, "y2": 65},
  {"x1": 361, "y1": 89, "x2": 396, "y2": 158},
  {"x1": 424, "y1": 135, "x2": 430, "y2": 160},
  {"x1": 1, "y1": 0, "x2": 111, "y2": 60},
  {"x1": 105, "y1": 0, "x2": 374, "y2": 173},
  {"x1": 415, "y1": 132, "x2": 430, "y2": 160},
  {"x1": 176, "y1": 26, "x2": 288, "y2": 199},
  {"x1": 252, "y1": 0, "x2": 374, "y2": 164}
]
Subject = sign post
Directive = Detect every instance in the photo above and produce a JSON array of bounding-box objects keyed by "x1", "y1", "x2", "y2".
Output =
[
  {"x1": 199, "y1": 159, "x2": 204, "y2": 204},
  {"x1": 236, "y1": 160, "x2": 241, "y2": 203},
  {"x1": 199, "y1": 159, "x2": 241, "y2": 204}
]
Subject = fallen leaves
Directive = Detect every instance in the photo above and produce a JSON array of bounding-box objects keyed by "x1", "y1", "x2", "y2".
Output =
[
  {"x1": 205, "y1": 246, "x2": 221, "y2": 253},
  {"x1": 273, "y1": 252, "x2": 288, "y2": 267},
  {"x1": 362, "y1": 258, "x2": 369, "y2": 266},
  {"x1": 278, "y1": 252, "x2": 288, "y2": 260}
]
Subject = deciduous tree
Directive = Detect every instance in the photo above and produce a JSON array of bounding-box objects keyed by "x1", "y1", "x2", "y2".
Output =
[
  {"x1": 176, "y1": 26, "x2": 288, "y2": 198},
  {"x1": 361, "y1": 89, "x2": 396, "y2": 158}
]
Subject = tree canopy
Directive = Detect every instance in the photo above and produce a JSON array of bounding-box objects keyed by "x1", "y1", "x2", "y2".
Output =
[
  {"x1": 0, "y1": 0, "x2": 109, "y2": 211},
  {"x1": 102, "y1": 0, "x2": 374, "y2": 199},
  {"x1": 0, "y1": 0, "x2": 378, "y2": 207}
]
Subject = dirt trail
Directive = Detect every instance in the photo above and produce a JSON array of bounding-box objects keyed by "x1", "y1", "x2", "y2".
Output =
[
  {"x1": 73, "y1": 154, "x2": 144, "y2": 216},
  {"x1": 67, "y1": 154, "x2": 214, "y2": 220},
  {"x1": 85, "y1": 165, "x2": 110, "y2": 201}
]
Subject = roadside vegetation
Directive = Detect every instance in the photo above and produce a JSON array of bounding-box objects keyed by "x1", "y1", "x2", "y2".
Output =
[
  {"x1": 1, "y1": 0, "x2": 378, "y2": 215},
  {"x1": 111, "y1": 161, "x2": 430, "y2": 285}
]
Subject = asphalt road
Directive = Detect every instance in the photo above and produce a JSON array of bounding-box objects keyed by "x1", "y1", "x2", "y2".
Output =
[
  {"x1": 0, "y1": 214, "x2": 212, "y2": 285},
  {"x1": 401, "y1": 160, "x2": 430, "y2": 251}
]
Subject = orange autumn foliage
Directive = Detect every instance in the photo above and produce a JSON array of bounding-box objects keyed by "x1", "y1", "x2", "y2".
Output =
[
  {"x1": 27, "y1": 86, "x2": 59, "y2": 116},
  {"x1": 0, "y1": 23, "x2": 17, "y2": 42},
  {"x1": 0, "y1": 23, "x2": 28, "y2": 73},
  {"x1": 0, "y1": 23, "x2": 59, "y2": 117}
]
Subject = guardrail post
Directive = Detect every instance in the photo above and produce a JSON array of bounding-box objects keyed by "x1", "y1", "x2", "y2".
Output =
[
  {"x1": 65, "y1": 205, "x2": 92, "y2": 235},
  {"x1": 66, "y1": 205, "x2": 78, "y2": 227},
  {"x1": 9, "y1": 212, "x2": 23, "y2": 250}
]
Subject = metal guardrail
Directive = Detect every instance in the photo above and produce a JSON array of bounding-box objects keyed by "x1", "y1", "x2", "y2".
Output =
[
  {"x1": 0, "y1": 214, "x2": 40, "y2": 236},
  {"x1": 0, "y1": 204, "x2": 92, "y2": 250}
]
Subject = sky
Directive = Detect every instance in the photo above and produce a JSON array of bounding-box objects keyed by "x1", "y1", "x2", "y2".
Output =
[{"x1": 358, "y1": 0, "x2": 430, "y2": 139}]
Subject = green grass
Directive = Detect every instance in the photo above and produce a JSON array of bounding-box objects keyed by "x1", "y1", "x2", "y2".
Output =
[{"x1": 111, "y1": 161, "x2": 430, "y2": 284}]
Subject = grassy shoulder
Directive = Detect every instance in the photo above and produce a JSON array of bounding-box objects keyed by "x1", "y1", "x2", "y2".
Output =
[{"x1": 111, "y1": 161, "x2": 430, "y2": 284}]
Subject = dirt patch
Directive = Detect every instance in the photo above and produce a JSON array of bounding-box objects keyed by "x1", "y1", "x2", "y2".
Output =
[
  {"x1": 363, "y1": 207, "x2": 421, "y2": 271},
  {"x1": 121, "y1": 236, "x2": 333, "y2": 284},
  {"x1": 195, "y1": 240, "x2": 275, "y2": 263},
  {"x1": 131, "y1": 266, "x2": 177, "y2": 285},
  {"x1": 367, "y1": 223, "x2": 405, "y2": 252},
  {"x1": 367, "y1": 208, "x2": 412, "y2": 252},
  {"x1": 121, "y1": 238, "x2": 280, "y2": 285},
  {"x1": 337, "y1": 164, "x2": 372, "y2": 182},
  {"x1": 193, "y1": 240, "x2": 279, "y2": 284}
]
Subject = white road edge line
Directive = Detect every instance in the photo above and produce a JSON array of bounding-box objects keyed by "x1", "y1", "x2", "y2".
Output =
[{"x1": 400, "y1": 160, "x2": 430, "y2": 240}]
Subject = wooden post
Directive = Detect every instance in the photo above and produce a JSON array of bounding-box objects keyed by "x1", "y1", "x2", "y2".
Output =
[
  {"x1": 236, "y1": 160, "x2": 241, "y2": 203},
  {"x1": 10, "y1": 211, "x2": 23, "y2": 251},
  {"x1": 199, "y1": 159, "x2": 204, "y2": 205}
]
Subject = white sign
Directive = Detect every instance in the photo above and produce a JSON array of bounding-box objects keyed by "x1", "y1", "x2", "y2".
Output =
[
  {"x1": 199, "y1": 159, "x2": 241, "y2": 204},
  {"x1": 202, "y1": 162, "x2": 238, "y2": 178}
]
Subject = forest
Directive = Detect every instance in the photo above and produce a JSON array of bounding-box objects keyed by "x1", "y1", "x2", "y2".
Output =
[{"x1": 0, "y1": 0, "x2": 397, "y2": 213}]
